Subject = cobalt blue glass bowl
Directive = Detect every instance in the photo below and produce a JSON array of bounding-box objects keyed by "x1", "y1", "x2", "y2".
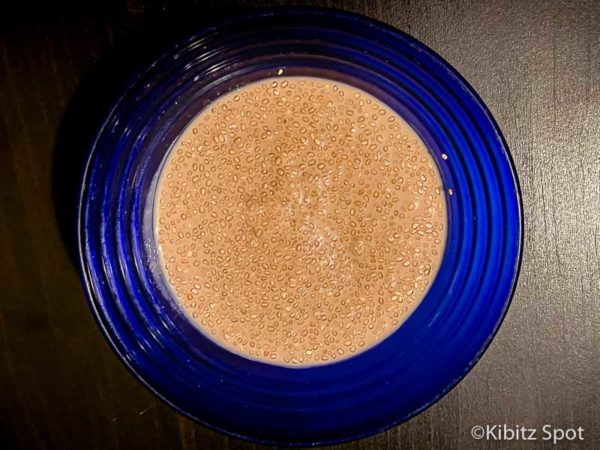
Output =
[{"x1": 78, "y1": 7, "x2": 523, "y2": 446}]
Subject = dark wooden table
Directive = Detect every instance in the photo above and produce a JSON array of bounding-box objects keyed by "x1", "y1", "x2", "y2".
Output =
[{"x1": 1, "y1": 1, "x2": 598, "y2": 449}]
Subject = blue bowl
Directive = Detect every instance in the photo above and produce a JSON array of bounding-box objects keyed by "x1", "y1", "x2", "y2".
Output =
[{"x1": 78, "y1": 7, "x2": 522, "y2": 446}]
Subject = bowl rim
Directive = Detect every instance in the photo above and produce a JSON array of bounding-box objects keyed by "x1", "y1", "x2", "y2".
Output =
[{"x1": 77, "y1": 5, "x2": 524, "y2": 447}]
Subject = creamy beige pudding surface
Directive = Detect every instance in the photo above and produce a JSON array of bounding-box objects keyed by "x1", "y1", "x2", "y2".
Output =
[{"x1": 155, "y1": 76, "x2": 447, "y2": 366}]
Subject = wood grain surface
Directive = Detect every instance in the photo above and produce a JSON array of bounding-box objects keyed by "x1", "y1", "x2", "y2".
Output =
[{"x1": 0, "y1": 1, "x2": 598, "y2": 449}]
